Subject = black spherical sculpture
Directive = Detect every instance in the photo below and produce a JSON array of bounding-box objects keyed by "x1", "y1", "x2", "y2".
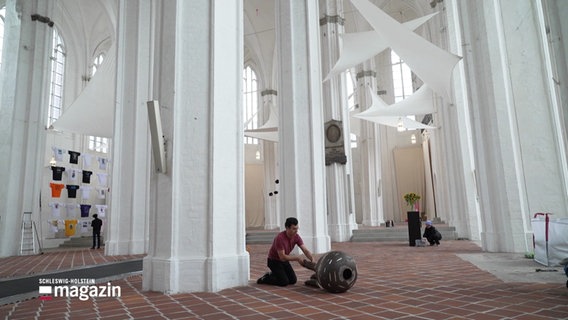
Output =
[{"x1": 314, "y1": 251, "x2": 358, "y2": 293}]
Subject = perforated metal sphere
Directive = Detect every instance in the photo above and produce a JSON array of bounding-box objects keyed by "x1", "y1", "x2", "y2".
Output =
[{"x1": 314, "y1": 251, "x2": 358, "y2": 293}]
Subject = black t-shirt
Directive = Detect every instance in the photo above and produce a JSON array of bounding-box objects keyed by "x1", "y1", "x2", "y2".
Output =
[
  {"x1": 66, "y1": 185, "x2": 80, "y2": 198},
  {"x1": 82, "y1": 170, "x2": 93, "y2": 183},
  {"x1": 68, "y1": 150, "x2": 81, "y2": 164},
  {"x1": 51, "y1": 166, "x2": 66, "y2": 181}
]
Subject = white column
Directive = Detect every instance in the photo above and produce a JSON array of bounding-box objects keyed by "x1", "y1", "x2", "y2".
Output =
[
  {"x1": 451, "y1": 0, "x2": 567, "y2": 252},
  {"x1": 0, "y1": 0, "x2": 54, "y2": 257},
  {"x1": 276, "y1": 0, "x2": 331, "y2": 253},
  {"x1": 106, "y1": 0, "x2": 153, "y2": 256},
  {"x1": 319, "y1": 0, "x2": 357, "y2": 242},
  {"x1": 143, "y1": 0, "x2": 249, "y2": 293},
  {"x1": 261, "y1": 90, "x2": 281, "y2": 230},
  {"x1": 356, "y1": 66, "x2": 383, "y2": 226}
]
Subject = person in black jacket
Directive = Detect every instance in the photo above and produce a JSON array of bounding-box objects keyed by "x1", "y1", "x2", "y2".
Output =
[
  {"x1": 423, "y1": 220, "x2": 441, "y2": 246},
  {"x1": 91, "y1": 214, "x2": 103, "y2": 249}
]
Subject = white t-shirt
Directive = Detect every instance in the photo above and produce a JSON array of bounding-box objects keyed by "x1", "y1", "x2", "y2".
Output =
[{"x1": 80, "y1": 186, "x2": 92, "y2": 200}]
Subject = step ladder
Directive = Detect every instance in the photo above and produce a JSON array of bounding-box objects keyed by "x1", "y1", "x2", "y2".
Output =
[{"x1": 20, "y1": 212, "x2": 43, "y2": 255}]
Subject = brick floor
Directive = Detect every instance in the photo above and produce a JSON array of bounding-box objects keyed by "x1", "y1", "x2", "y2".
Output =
[{"x1": 1, "y1": 241, "x2": 567, "y2": 319}]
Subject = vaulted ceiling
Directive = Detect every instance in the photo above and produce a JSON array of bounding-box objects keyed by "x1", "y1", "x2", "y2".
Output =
[{"x1": 243, "y1": 0, "x2": 440, "y2": 87}]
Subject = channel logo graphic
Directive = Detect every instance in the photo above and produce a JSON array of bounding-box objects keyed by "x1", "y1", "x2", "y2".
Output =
[
  {"x1": 38, "y1": 286, "x2": 53, "y2": 301},
  {"x1": 37, "y1": 282, "x2": 121, "y2": 301}
]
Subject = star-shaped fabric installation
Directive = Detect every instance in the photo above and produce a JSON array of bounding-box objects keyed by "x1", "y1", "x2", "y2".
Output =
[
  {"x1": 349, "y1": 0, "x2": 462, "y2": 102},
  {"x1": 324, "y1": 12, "x2": 439, "y2": 82}
]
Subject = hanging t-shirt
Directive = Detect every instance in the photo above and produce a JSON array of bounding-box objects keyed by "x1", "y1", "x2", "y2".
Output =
[
  {"x1": 80, "y1": 204, "x2": 91, "y2": 218},
  {"x1": 66, "y1": 203, "x2": 79, "y2": 218},
  {"x1": 64, "y1": 219, "x2": 78, "y2": 237},
  {"x1": 80, "y1": 221, "x2": 90, "y2": 233},
  {"x1": 52, "y1": 146, "x2": 66, "y2": 162},
  {"x1": 82, "y1": 170, "x2": 93, "y2": 183},
  {"x1": 82, "y1": 153, "x2": 93, "y2": 167},
  {"x1": 51, "y1": 166, "x2": 66, "y2": 181},
  {"x1": 96, "y1": 173, "x2": 108, "y2": 186},
  {"x1": 95, "y1": 204, "x2": 108, "y2": 218},
  {"x1": 66, "y1": 185, "x2": 80, "y2": 198},
  {"x1": 49, "y1": 202, "x2": 63, "y2": 218},
  {"x1": 80, "y1": 186, "x2": 92, "y2": 200},
  {"x1": 68, "y1": 150, "x2": 81, "y2": 164},
  {"x1": 67, "y1": 168, "x2": 81, "y2": 183},
  {"x1": 48, "y1": 220, "x2": 59, "y2": 233},
  {"x1": 49, "y1": 183, "x2": 65, "y2": 198},
  {"x1": 97, "y1": 157, "x2": 109, "y2": 170},
  {"x1": 96, "y1": 187, "x2": 107, "y2": 199}
]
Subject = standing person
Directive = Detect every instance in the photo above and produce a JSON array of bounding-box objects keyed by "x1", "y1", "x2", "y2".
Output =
[
  {"x1": 257, "y1": 217, "x2": 314, "y2": 286},
  {"x1": 423, "y1": 220, "x2": 442, "y2": 246},
  {"x1": 91, "y1": 214, "x2": 103, "y2": 249}
]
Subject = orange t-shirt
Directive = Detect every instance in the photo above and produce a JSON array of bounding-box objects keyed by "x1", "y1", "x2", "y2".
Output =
[{"x1": 49, "y1": 182, "x2": 65, "y2": 198}]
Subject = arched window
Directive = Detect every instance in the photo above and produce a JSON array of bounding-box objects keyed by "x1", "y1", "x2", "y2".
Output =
[
  {"x1": 345, "y1": 69, "x2": 357, "y2": 148},
  {"x1": 243, "y1": 65, "x2": 259, "y2": 145},
  {"x1": 391, "y1": 50, "x2": 415, "y2": 124},
  {"x1": 0, "y1": 6, "x2": 5, "y2": 72},
  {"x1": 47, "y1": 28, "x2": 65, "y2": 126},
  {"x1": 91, "y1": 52, "x2": 104, "y2": 76},
  {"x1": 391, "y1": 50, "x2": 413, "y2": 102},
  {"x1": 88, "y1": 51, "x2": 108, "y2": 153}
]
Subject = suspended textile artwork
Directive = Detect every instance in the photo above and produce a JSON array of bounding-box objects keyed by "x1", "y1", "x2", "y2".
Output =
[
  {"x1": 324, "y1": 12, "x2": 439, "y2": 82},
  {"x1": 52, "y1": 45, "x2": 116, "y2": 138},
  {"x1": 244, "y1": 100, "x2": 279, "y2": 143},
  {"x1": 349, "y1": 0, "x2": 462, "y2": 102},
  {"x1": 354, "y1": 87, "x2": 436, "y2": 131}
]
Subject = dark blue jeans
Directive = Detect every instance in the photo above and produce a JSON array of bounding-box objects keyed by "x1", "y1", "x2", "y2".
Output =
[
  {"x1": 92, "y1": 231, "x2": 101, "y2": 248},
  {"x1": 265, "y1": 258, "x2": 297, "y2": 286}
]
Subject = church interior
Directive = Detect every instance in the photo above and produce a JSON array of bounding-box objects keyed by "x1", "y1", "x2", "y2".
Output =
[{"x1": 0, "y1": 0, "x2": 567, "y2": 313}]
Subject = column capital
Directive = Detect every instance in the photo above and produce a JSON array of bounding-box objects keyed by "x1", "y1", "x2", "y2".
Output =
[
  {"x1": 356, "y1": 70, "x2": 376, "y2": 81},
  {"x1": 319, "y1": 14, "x2": 345, "y2": 26},
  {"x1": 261, "y1": 89, "x2": 277, "y2": 96}
]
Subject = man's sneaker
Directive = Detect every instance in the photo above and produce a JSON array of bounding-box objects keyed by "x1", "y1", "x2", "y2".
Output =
[{"x1": 257, "y1": 272, "x2": 270, "y2": 284}]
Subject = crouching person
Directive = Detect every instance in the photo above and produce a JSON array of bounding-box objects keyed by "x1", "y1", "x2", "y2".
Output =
[
  {"x1": 257, "y1": 217, "x2": 314, "y2": 286},
  {"x1": 423, "y1": 220, "x2": 442, "y2": 246}
]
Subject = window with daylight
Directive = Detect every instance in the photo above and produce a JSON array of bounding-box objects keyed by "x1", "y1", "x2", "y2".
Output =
[
  {"x1": 47, "y1": 28, "x2": 66, "y2": 127},
  {"x1": 88, "y1": 52, "x2": 108, "y2": 153},
  {"x1": 91, "y1": 53, "x2": 104, "y2": 76},
  {"x1": 391, "y1": 50, "x2": 415, "y2": 121},
  {"x1": 345, "y1": 69, "x2": 357, "y2": 148},
  {"x1": 88, "y1": 136, "x2": 108, "y2": 153},
  {"x1": 243, "y1": 65, "x2": 259, "y2": 144},
  {"x1": 391, "y1": 51, "x2": 413, "y2": 102},
  {"x1": 0, "y1": 6, "x2": 5, "y2": 72}
]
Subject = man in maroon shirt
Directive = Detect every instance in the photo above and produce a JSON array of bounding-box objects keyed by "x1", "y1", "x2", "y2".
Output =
[{"x1": 257, "y1": 217, "x2": 314, "y2": 286}]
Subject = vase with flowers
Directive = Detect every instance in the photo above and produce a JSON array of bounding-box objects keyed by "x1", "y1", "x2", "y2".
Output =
[{"x1": 403, "y1": 192, "x2": 421, "y2": 211}]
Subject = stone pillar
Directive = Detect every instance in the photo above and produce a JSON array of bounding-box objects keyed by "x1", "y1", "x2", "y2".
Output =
[
  {"x1": 319, "y1": 0, "x2": 357, "y2": 242},
  {"x1": 143, "y1": 0, "x2": 249, "y2": 293},
  {"x1": 261, "y1": 90, "x2": 280, "y2": 230},
  {"x1": 450, "y1": 0, "x2": 568, "y2": 252},
  {"x1": 276, "y1": 0, "x2": 331, "y2": 253},
  {"x1": 0, "y1": 0, "x2": 54, "y2": 257},
  {"x1": 106, "y1": 0, "x2": 152, "y2": 256},
  {"x1": 356, "y1": 66, "x2": 384, "y2": 226}
]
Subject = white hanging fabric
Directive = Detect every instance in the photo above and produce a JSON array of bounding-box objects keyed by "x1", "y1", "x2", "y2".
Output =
[
  {"x1": 324, "y1": 12, "x2": 439, "y2": 82},
  {"x1": 349, "y1": 0, "x2": 461, "y2": 101}
]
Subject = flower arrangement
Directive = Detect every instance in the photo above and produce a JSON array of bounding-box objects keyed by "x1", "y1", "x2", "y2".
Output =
[{"x1": 403, "y1": 192, "x2": 421, "y2": 208}]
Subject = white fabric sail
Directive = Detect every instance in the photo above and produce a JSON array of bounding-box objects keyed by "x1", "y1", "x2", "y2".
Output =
[
  {"x1": 324, "y1": 12, "x2": 438, "y2": 82},
  {"x1": 349, "y1": 0, "x2": 461, "y2": 101},
  {"x1": 52, "y1": 45, "x2": 116, "y2": 138},
  {"x1": 357, "y1": 85, "x2": 435, "y2": 118},
  {"x1": 354, "y1": 87, "x2": 436, "y2": 130},
  {"x1": 244, "y1": 101, "x2": 279, "y2": 142}
]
